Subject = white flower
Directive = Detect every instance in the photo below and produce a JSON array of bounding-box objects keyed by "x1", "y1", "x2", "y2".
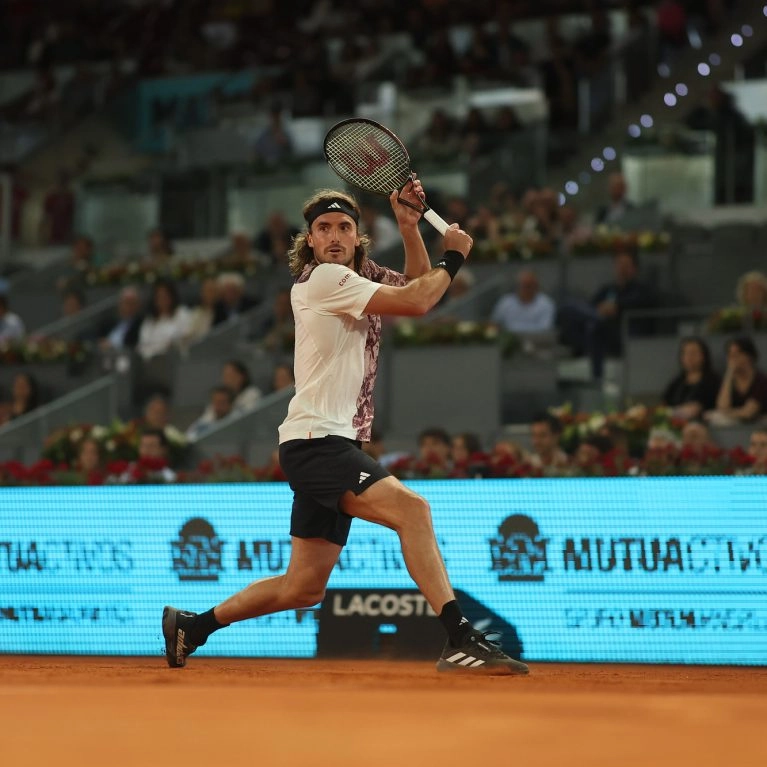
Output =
[
  {"x1": 588, "y1": 414, "x2": 606, "y2": 431},
  {"x1": 91, "y1": 425, "x2": 108, "y2": 440},
  {"x1": 164, "y1": 425, "x2": 187, "y2": 445},
  {"x1": 69, "y1": 429, "x2": 83, "y2": 443},
  {"x1": 105, "y1": 440, "x2": 116, "y2": 452},
  {"x1": 396, "y1": 320, "x2": 416, "y2": 337},
  {"x1": 456, "y1": 321, "x2": 477, "y2": 336}
]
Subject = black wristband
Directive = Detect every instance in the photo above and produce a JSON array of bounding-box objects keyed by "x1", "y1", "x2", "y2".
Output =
[{"x1": 434, "y1": 249, "x2": 464, "y2": 282}]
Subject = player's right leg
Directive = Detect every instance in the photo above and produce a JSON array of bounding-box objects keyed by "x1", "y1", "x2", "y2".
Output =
[
  {"x1": 341, "y1": 475, "x2": 529, "y2": 675},
  {"x1": 163, "y1": 536, "x2": 341, "y2": 668}
]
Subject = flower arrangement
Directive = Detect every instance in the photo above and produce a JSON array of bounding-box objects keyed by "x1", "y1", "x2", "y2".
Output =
[
  {"x1": 570, "y1": 227, "x2": 671, "y2": 257},
  {"x1": 472, "y1": 233, "x2": 556, "y2": 263},
  {"x1": 393, "y1": 320, "x2": 521, "y2": 357},
  {"x1": 0, "y1": 338, "x2": 90, "y2": 365},
  {"x1": 706, "y1": 306, "x2": 767, "y2": 333},
  {"x1": 550, "y1": 403, "x2": 685, "y2": 456},
  {"x1": 83, "y1": 251, "x2": 263, "y2": 287},
  {"x1": 41, "y1": 420, "x2": 188, "y2": 466}
]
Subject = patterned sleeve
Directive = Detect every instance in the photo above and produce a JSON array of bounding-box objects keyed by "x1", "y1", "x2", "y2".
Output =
[{"x1": 362, "y1": 258, "x2": 410, "y2": 288}]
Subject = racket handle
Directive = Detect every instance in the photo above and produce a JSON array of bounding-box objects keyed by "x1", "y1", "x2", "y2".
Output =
[{"x1": 423, "y1": 208, "x2": 450, "y2": 236}]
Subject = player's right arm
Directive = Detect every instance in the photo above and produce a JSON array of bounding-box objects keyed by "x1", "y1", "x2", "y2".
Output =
[{"x1": 363, "y1": 225, "x2": 473, "y2": 317}]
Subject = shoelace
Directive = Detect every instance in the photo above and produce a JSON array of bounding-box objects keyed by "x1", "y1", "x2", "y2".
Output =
[{"x1": 469, "y1": 630, "x2": 508, "y2": 658}]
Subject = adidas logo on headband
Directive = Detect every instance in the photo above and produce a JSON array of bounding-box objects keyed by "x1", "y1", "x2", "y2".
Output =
[{"x1": 305, "y1": 198, "x2": 360, "y2": 226}]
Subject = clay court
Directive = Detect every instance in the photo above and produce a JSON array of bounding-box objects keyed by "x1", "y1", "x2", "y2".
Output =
[{"x1": 1, "y1": 657, "x2": 765, "y2": 766}]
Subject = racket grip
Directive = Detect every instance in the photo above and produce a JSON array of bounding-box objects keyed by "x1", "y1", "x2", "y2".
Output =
[{"x1": 423, "y1": 208, "x2": 450, "y2": 236}]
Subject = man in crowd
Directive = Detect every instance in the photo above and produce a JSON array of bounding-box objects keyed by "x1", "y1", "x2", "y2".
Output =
[
  {"x1": 0, "y1": 293, "x2": 25, "y2": 342},
  {"x1": 185, "y1": 386, "x2": 235, "y2": 441},
  {"x1": 528, "y1": 413, "x2": 569, "y2": 474},
  {"x1": 99, "y1": 286, "x2": 143, "y2": 351},
  {"x1": 559, "y1": 247, "x2": 656, "y2": 378},
  {"x1": 594, "y1": 172, "x2": 634, "y2": 227},
  {"x1": 491, "y1": 269, "x2": 556, "y2": 334}
]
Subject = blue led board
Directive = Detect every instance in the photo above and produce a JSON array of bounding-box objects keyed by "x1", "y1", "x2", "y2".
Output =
[{"x1": 1, "y1": 478, "x2": 766, "y2": 663}]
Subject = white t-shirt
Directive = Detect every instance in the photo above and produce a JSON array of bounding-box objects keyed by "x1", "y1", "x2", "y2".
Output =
[
  {"x1": 137, "y1": 307, "x2": 192, "y2": 360},
  {"x1": 491, "y1": 292, "x2": 555, "y2": 333},
  {"x1": 278, "y1": 262, "x2": 382, "y2": 443}
]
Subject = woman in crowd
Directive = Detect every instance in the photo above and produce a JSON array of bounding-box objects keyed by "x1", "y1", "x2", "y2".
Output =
[
  {"x1": 736, "y1": 271, "x2": 767, "y2": 311},
  {"x1": 0, "y1": 372, "x2": 40, "y2": 425},
  {"x1": 187, "y1": 277, "x2": 219, "y2": 342},
  {"x1": 137, "y1": 279, "x2": 192, "y2": 360},
  {"x1": 662, "y1": 336, "x2": 721, "y2": 419},
  {"x1": 76, "y1": 437, "x2": 104, "y2": 478},
  {"x1": 271, "y1": 362, "x2": 295, "y2": 393},
  {"x1": 707, "y1": 336, "x2": 767, "y2": 424},
  {"x1": 221, "y1": 360, "x2": 261, "y2": 411}
]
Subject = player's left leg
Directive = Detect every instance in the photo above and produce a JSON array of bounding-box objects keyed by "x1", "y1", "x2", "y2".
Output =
[{"x1": 162, "y1": 536, "x2": 340, "y2": 668}]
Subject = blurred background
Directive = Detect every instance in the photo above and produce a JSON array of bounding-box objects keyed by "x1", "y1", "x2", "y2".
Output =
[{"x1": 0, "y1": 0, "x2": 766, "y2": 485}]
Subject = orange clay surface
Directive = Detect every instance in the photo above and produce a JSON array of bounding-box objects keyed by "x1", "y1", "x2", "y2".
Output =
[{"x1": 1, "y1": 656, "x2": 766, "y2": 767}]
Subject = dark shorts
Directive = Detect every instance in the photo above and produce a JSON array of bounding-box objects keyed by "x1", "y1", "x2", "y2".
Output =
[{"x1": 278, "y1": 436, "x2": 390, "y2": 546}]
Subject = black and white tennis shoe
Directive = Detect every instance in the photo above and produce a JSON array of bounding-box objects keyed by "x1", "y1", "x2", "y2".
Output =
[
  {"x1": 436, "y1": 630, "x2": 529, "y2": 675},
  {"x1": 162, "y1": 605, "x2": 198, "y2": 668}
]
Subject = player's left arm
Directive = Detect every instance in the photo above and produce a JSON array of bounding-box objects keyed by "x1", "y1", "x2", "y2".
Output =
[{"x1": 389, "y1": 175, "x2": 430, "y2": 280}]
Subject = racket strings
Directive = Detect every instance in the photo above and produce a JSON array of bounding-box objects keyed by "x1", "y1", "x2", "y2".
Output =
[{"x1": 325, "y1": 124, "x2": 411, "y2": 194}]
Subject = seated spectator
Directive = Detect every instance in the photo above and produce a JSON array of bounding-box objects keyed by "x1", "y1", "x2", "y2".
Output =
[
  {"x1": 227, "y1": 230, "x2": 258, "y2": 266},
  {"x1": 707, "y1": 336, "x2": 767, "y2": 425},
  {"x1": 736, "y1": 271, "x2": 767, "y2": 311},
  {"x1": 99, "y1": 286, "x2": 143, "y2": 351},
  {"x1": 417, "y1": 427, "x2": 452, "y2": 470},
  {"x1": 528, "y1": 413, "x2": 569, "y2": 474},
  {"x1": 271, "y1": 362, "x2": 295, "y2": 392},
  {"x1": 557, "y1": 205, "x2": 592, "y2": 255},
  {"x1": 61, "y1": 287, "x2": 86, "y2": 318},
  {"x1": 574, "y1": 434, "x2": 613, "y2": 473},
  {"x1": 213, "y1": 272, "x2": 258, "y2": 324},
  {"x1": 594, "y1": 173, "x2": 635, "y2": 227},
  {"x1": 747, "y1": 427, "x2": 767, "y2": 474},
  {"x1": 57, "y1": 234, "x2": 96, "y2": 293},
  {"x1": 360, "y1": 202, "x2": 400, "y2": 253},
  {"x1": 221, "y1": 360, "x2": 262, "y2": 411},
  {"x1": 186, "y1": 386, "x2": 235, "y2": 441},
  {"x1": 662, "y1": 337, "x2": 721, "y2": 419},
  {"x1": 558, "y1": 248, "x2": 656, "y2": 378},
  {"x1": 680, "y1": 420, "x2": 715, "y2": 451},
  {"x1": 491, "y1": 269, "x2": 556, "y2": 334},
  {"x1": 459, "y1": 107, "x2": 493, "y2": 160},
  {"x1": 255, "y1": 211, "x2": 300, "y2": 266},
  {"x1": 137, "y1": 279, "x2": 192, "y2": 360},
  {"x1": 451, "y1": 432, "x2": 483, "y2": 465},
  {"x1": 414, "y1": 109, "x2": 461, "y2": 163},
  {"x1": 118, "y1": 429, "x2": 177, "y2": 483},
  {"x1": 76, "y1": 437, "x2": 104, "y2": 479},
  {"x1": 0, "y1": 372, "x2": 40, "y2": 425},
  {"x1": 145, "y1": 228, "x2": 174, "y2": 266},
  {"x1": 259, "y1": 288, "x2": 295, "y2": 352},
  {"x1": 187, "y1": 277, "x2": 219, "y2": 342},
  {"x1": 0, "y1": 293, "x2": 25, "y2": 342},
  {"x1": 142, "y1": 394, "x2": 171, "y2": 431},
  {"x1": 253, "y1": 103, "x2": 293, "y2": 167}
]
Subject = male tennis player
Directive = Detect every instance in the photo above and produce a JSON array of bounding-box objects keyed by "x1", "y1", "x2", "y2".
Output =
[{"x1": 163, "y1": 180, "x2": 529, "y2": 675}]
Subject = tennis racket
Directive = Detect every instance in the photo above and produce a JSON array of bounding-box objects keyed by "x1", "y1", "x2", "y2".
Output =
[{"x1": 323, "y1": 117, "x2": 450, "y2": 235}]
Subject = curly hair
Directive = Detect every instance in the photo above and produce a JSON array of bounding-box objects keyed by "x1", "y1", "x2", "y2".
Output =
[{"x1": 287, "y1": 189, "x2": 372, "y2": 278}]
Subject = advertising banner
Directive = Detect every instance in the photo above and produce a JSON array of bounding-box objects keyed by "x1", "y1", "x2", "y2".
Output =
[{"x1": 1, "y1": 478, "x2": 766, "y2": 663}]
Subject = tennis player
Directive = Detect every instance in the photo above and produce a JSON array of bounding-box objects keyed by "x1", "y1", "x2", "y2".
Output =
[{"x1": 163, "y1": 180, "x2": 529, "y2": 675}]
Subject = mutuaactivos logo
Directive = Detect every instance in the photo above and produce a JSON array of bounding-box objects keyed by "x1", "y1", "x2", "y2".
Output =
[
  {"x1": 171, "y1": 517, "x2": 224, "y2": 582},
  {"x1": 489, "y1": 514, "x2": 549, "y2": 582}
]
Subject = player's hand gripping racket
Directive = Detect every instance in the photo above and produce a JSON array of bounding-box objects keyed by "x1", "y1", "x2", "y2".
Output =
[{"x1": 323, "y1": 117, "x2": 450, "y2": 235}]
